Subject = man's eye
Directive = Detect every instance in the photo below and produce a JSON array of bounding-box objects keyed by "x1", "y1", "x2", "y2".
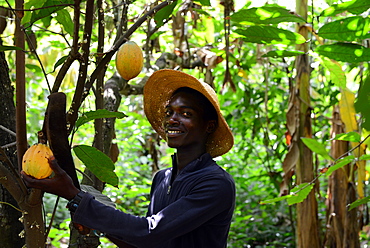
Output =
[{"x1": 182, "y1": 112, "x2": 191, "y2": 117}]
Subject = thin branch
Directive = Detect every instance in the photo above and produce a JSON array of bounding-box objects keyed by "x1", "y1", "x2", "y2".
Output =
[
  {"x1": 335, "y1": 133, "x2": 370, "y2": 161},
  {"x1": 45, "y1": 196, "x2": 60, "y2": 238},
  {"x1": 1, "y1": 142, "x2": 17, "y2": 149},
  {"x1": 0, "y1": 201, "x2": 23, "y2": 212},
  {"x1": 0, "y1": 125, "x2": 16, "y2": 136},
  {"x1": 66, "y1": 0, "x2": 95, "y2": 132},
  {"x1": 33, "y1": 24, "x2": 71, "y2": 47}
]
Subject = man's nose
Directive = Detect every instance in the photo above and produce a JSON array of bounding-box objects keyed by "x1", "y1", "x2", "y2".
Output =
[{"x1": 168, "y1": 113, "x2": 180, "y2": 125}]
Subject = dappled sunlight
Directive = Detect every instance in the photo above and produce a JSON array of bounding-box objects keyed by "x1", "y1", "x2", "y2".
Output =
[
  {"x1": 354, "y1": 48, "x2": 364, "y2": 57},
  {"x1": 255, "y1": 8, "x2": 281, "y2": 20}
]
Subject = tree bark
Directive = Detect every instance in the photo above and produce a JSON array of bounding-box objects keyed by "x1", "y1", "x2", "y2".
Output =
[
  {"x1": 295, "y1": 0, "x2": 320, "y2": 246},
  {"x1": 325, "y1": 106, "x2": 359, "y2": 248},
  {"x1": 0, "y1": 38, "x2": 24, "y2": 248}
]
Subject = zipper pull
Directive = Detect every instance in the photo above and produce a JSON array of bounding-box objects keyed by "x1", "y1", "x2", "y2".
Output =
[{"x1": 167, "y1": 185, "x2": 171, "y2": 195}]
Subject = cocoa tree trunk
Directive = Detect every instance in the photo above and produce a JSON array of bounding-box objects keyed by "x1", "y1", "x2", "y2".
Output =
[
  {"x1": 325, "y1": 106, "x2": 360, "y2": 248},
  {"x1": 295, "y1": 0, "x2": 320, "y2": 246},
  {"x1": 0, "y1": 38, "x2": 24, "y2": 248}
]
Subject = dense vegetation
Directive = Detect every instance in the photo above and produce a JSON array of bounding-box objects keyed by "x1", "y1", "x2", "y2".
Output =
[{"x1": 0, "y1": 0, "x2": 370, "y2": 247}]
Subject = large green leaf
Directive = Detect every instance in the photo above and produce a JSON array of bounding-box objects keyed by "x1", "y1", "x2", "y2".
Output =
[
  {"x1": 355, "y1": 72, "x2": 370, "y2": 130},
  {"x1": 348, "y1": 196, "x2": 370, "y2": 211},
  {"x1": 231, "y1": 6, "x2": 306, "y2": 24},
  {"x1": 73, "y1": 145, "x2": 119, "y2": 187},
  {"x1": 0, "y1": 45, "x2": 23, "y2": 51},
  {"x1": 320, "y1": 0, "x2": 370, "y2": 16},
  {"x1": 75, "y1": 109, "x2": 127, "y2": 130},
  {"x1": 332, "y1": 131, "x2": 361, "y2": 142},
  {"x1": 154, "y1": 0, "x2": 178, "y2": 27},
  {"x1": 301, "y1": 137, "x2": 333, "y2": 161},
  {"x1": 286, "y1": 183, "x2": 314, "y2": 205},
  {"x1": 22, "y1": 0, "x2": 73, "y2": 25},
  {"x1": 319, "y1": 57, "x2": 346, "y2": 88},
  {"x1": 318, "y1": 16, "x2": 370, "y2": 41},
  {"x1": 55, "y1": 8, "x2": 74, "y2": 36},
  {"x1": 326, "y1": 156, "x2": 354, "y2": 176},
  {"x1": 316, "y1": 43, "x2": 370, "y2": 63},
  {"x1": 260, "y1": 183, "x2": 314, "y2": 206},
  {"x1": 235, "y1": 26, "x2": 306, "y2": 45},
  {"x1": 260, "y1": 194, "x2": 292, "y2": 205}
]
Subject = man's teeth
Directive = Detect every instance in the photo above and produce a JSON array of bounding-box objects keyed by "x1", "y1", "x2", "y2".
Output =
[{"x1": 168, "y1": 130, "x2": 182, "y2": 134}]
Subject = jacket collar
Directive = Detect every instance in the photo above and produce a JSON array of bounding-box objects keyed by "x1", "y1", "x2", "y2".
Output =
[{"x1": 171, "y1": 152, "x2": 213, "y2": 174}]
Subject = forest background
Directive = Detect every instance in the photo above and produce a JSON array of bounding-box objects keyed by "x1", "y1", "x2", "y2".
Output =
[{"x1": 0, "y1": 0, "x2": 370, "y2": 247}]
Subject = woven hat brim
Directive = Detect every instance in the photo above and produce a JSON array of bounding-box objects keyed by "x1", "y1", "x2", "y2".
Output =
[{"x1": 143, "y1": 69, "x2": 233, "y2": 158}]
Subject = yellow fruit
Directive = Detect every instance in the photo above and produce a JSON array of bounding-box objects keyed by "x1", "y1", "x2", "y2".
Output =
[
  {"x1": 22, "y1": 144, "x2": 54, "y2": 179},
  {"x1": 115, "y1": 41, "x2": 144, "y2": 80}
]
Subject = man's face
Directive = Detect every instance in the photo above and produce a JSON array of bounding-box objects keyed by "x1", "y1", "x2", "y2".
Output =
[{"x1": 163, "y1": 91, "x2": 210, "y2": 151}]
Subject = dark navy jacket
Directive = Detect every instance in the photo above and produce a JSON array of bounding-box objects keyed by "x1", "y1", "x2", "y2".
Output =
[{"x1": 73, "y1": 153, "x2": 235, "y2": 248}]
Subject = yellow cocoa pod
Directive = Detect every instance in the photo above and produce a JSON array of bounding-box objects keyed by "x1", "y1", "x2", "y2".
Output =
[
  {"x1": 115, "y1": 41, "x2": 144, "y2": 80},
  {"x1": 22, "y1": 144, "x2": 54, "y2": 179}
]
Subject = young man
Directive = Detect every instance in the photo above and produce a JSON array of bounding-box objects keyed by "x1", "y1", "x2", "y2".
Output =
[{"x1": 22, "y1": 69, "x2": 235, "y2": 248}]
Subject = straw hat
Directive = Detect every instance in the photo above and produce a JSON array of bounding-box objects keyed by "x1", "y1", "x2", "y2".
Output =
[{"x1": 143, "y1": 69, "x2": 233, "y2": 158}]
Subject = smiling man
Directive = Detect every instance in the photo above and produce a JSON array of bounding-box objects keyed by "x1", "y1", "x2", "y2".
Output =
[{"x1": 22, "y1": 69, "x2": 235, "y2": 248}]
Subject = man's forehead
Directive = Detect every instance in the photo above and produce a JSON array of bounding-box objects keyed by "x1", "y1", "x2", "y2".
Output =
[{"x1": 165, "y1": 93, "x2": 204, "y2": 110}]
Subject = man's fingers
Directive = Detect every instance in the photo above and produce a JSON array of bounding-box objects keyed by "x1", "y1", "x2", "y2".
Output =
[
  {"x1": 21, "y1": 171, "x2": 43, "y2": 189},
  {"x1": 48, "y1": 156, "x2": 64, "y2": 174}
]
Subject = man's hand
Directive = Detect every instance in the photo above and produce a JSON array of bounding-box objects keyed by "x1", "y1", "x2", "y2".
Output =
[{"x1": 21, "y1": 156, "x2": 80, "y2": 200}]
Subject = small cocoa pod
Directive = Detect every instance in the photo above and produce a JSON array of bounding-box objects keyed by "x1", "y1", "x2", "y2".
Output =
[
  {"x1": 22, "y1": 144, "x2": 54, "y2": 179},
  {"x1": 115, "y1": 41, "x2": 144, "y2": 80}
]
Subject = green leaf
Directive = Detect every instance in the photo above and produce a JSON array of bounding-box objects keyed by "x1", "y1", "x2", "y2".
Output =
[
  {"x1": 231, "y1": 6, "x2": 306, "y2": 24},
  {"x1": 22, "y1": 0, "x2": 47, "y2": 25},
  {"x1": 301, "y1": 137, "x2": 333, "y2": 161},
  {"x1": 73, "y1": 145, "x2": 119, "y2": 187},
  {"x1": 0, "y1": 45, "x2": 23, "y2": 51},
  {"x1": 332, "y1": 132, "x2": 361, "y2": 142},
  {"x1": 286, "y1": 183, "x2": 314, "y2": 205},
  {"x1": 75, "y1": 109, "x2": 127, "y2": 130},
  {"x1": 321, "y1": 0, "x2": 370, "y2": 16},
  {"x1": 326, "y1": 156, "x2": 354, "y2": 176},
  {"x1": 235, "y1": 26, "x2": 306, "y2": 45},
  {"x1": 262, "y1": 50, "x2": 305, "y2": 58},
  {"x1": 319, "y1": 57, "x2": 346, "y2": 88},
  {"x1": 55, "y1": 8, "x2": 74, "y2": 36},
  {"x1": 26, "y1": 64, "x2": 42, "y2": 74},
  {"x1": 22, "y1": 0, "x2": 73, "y2": 25},
  {"x1": 52, "y1": 55, "x2": 68, "y2": 73},
  {"x1": 261, "y1": 183, "x2": 315, "y2": 205},
  {"x1": 316, "y1": 43, "x2": 370, "y2": 63},
  {"x1": 318, "y1": 16, "x2": 370, "y2": 41},
  {"x1": 355, "y1": 72, "x2": 370, "y2": 130},
  {"x1": 348, "y1": 196, "x2": 370, "y2": 211},
  {"x1": 359, "y1": 154, "x2": 370, "y2": 160},
  {"x1": 260, "y1": 194, "x2": 292, "y2": 205},
  {"x1": 154, "y1": 0, "x2": 178, "y2": 27}
]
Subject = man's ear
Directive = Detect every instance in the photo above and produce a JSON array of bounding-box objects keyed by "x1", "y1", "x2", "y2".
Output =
[{"x1": 206, "y1": 120, "x2": 217, "y2": 134}]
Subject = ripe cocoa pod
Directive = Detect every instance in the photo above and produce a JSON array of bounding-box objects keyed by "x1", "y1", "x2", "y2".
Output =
[
  {"x1": 115, "y1": 41, "x2": 144, "y2": 80},
  {"x1": 22, "y1": 144, "x2": 54, "y2": 179}
]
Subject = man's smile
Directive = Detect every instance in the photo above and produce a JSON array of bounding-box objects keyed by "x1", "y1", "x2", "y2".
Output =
[{"x1": 166, "y1": 129, "x2": 184, "y2": 137}]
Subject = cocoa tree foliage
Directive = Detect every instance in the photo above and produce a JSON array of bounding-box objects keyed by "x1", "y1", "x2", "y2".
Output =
[{"x1": 0, "y1": 0, "x2": 370, "y2": 247}]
